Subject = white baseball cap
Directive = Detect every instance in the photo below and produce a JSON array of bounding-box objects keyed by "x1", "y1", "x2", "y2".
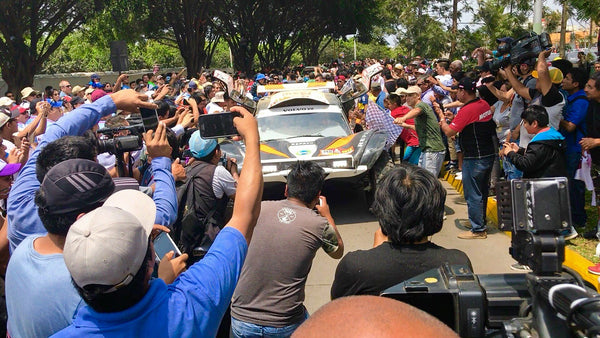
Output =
[{"x1": 63, "y1": 190, "x2": 156, "y2": 291}]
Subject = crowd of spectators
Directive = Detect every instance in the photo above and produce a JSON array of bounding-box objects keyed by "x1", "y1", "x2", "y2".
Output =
[{"x1": 0, "y1": 41, "x2": 599, "y2": 336}]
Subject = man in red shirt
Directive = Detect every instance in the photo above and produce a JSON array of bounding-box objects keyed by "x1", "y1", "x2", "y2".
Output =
[
  {"x1": 388, "y1": 88, "x2": 420, "y2": 164},
  {"x1": 439, "y1": 77, "x2": 496, "y2": 239}
]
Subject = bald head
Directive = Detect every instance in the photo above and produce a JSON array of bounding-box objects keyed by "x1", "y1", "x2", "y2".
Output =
[{"x1": 292, "y1": 296, "x2": 457, "y2": 338}]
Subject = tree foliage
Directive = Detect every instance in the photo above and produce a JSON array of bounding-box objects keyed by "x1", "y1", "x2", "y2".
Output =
[{"x1": 0, "y1": 0, "x2": 103, "y2": 95}]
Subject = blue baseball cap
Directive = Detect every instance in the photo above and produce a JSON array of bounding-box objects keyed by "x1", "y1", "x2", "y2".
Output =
[
  {"x1": 256, "y1": 73, "x2": 266, "y2": 81},
  {"x1": 189, "y1": 130, "x2": 217, "y2": 159}
]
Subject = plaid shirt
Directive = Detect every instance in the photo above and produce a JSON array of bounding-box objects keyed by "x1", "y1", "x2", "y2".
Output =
[{"x1": 364, "y1": 101, "x2": 403, "y2": 150}]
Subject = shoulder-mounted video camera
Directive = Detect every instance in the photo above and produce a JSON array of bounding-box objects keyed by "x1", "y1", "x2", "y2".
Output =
[{"x1": 491, "y1": 32, "x2": 552, "y2": 71}]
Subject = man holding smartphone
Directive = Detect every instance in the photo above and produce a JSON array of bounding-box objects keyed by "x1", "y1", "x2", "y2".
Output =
[
  {"x1": 230, "y1": 161, "x2": 344, "y2": 337},
  {"x1": 54, "y1": 106, "x2": 263, "y2": 337}
]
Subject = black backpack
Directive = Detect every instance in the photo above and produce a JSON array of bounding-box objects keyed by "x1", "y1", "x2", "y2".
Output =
[{"x1": 172, "y1": 162, "x2": 223, "y2": 263}]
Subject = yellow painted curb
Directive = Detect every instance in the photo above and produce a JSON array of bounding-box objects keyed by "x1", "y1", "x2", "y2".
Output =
[{"x1": 441, "y1": 167, "x2": 599, "y2": 291}]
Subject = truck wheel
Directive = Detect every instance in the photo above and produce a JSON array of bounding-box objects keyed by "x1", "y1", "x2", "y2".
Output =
[{"x1": 365, "y1": 151, "x2": 395, "y2": 210}]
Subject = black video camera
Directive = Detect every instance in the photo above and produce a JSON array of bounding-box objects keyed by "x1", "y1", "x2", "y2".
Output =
[
  {"x1": 96, "y1": 125, "x2": 144, "y2": 155},
  {"x1": 382, "y1": 178, "x2": 600, "y2": 337},
  {"x1": 491, "y1": 32, "x2": 552, "y2": 71}
]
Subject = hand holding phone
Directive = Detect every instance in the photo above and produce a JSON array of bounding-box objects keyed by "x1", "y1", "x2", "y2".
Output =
[
  {"x1": 153, "y1": 232, "x2": 181, "y2": 262},
  {"x1": 140, "y1": 107, "x2": 159, "y2": 132},
  {"x1": 197, "y1": 112, "x2": 240, "y2": 139}
]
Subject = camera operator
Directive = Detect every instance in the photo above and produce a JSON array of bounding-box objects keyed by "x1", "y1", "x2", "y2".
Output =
[{"x1": 485, "y1": 58, "x2": 537, "y2": 180}]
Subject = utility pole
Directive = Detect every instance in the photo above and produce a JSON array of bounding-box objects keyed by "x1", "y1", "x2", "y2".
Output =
[
  {"x1": 533, "y1": 0, "x2": 543, "y2": 34},
  {"x1": 559, "y1": 2, "x2": 568, "y2": 57}
]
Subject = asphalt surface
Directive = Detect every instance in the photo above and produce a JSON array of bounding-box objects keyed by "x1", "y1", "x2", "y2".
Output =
[{"x1": 303, "y1": 180, "x2": 518, "y2": 314}]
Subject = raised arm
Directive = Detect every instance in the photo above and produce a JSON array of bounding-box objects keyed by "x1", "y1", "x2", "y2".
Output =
[
  {"x1": 143, "y1": 122, "x2": 178, "y2": 226},
  {"x1": 504, "y1": 64, "x2": 532, "y2": 101},
  {"x1": 535, "y1": 50, "x2": 553, "y2": 96},
  {"x1": 224, "y1": 106, "x2": 263, "y2": 244}
]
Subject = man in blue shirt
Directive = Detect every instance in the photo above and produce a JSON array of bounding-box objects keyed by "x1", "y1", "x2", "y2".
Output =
[
  {"x1": 6, "y1": 89, "x2": 178, "y2": 253},
  {"x1": 559, "y1": 68, "x2": 590, "y2": 230},
  {"x1": 53, "y1": 106, "x2": 263, "y2": 337}
]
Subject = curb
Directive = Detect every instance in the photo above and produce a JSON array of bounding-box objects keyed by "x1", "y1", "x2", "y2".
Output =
[{"x1": 442, "y1": 171, "x2": 599, "y2": 290}]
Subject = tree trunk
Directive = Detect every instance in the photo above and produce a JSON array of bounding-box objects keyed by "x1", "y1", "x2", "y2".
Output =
[
  {"x1": 450, "y1": 0, "x2": 458, "y2": 58},
  {"x1": 559, "y1": 2, "x2": 568, "y2": 57},
  {"x1": 300, "y1": 36, "x2": 324, "y2": 65},
  {"x1": 0, "y1": 52, "x2": 38, "y2": 100}
]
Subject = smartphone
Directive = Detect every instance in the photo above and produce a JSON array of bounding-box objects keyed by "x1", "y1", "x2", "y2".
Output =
[
  {"x1": 140, "y1": 107, "x2": 159, "y2": 132},
  {"x1": 153, "y1": 232, "x2": 181, "y2": 261},
  {"x1": 197, "y1": 112, "x2": 239, "y2": 139}
]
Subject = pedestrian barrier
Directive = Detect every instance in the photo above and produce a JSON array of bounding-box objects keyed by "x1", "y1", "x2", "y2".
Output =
[{"x1": 442, "y1": 170, "x2": 600, "y2": 291}]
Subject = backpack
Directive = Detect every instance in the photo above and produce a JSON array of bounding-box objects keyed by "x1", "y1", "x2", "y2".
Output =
[{"x1": 172, "y1": 163, "x2": 223, "y2": 263}]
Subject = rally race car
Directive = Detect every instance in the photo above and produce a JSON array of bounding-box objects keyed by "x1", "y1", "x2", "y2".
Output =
[{"x1": 221, "y1": 81, "x2": 394, "y2": 207}]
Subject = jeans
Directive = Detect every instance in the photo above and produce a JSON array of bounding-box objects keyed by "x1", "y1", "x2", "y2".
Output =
[
  {"x1": 462, "y1": 156, "x2": 494, "y2": 232},
  {"x1": 403, "y1": 146, "x2": 422, "y2": 165},
  {"x1": 503, "y1": 157, "x2": 523, "y2": 180},
  {"x1": 565, "y1": 151, "x2": 587, "y2": 227},
  {"x1": 230, "y1": 311, "x2": 309, "y2": 338},
  {"x1": 419, "y1": 150, "x2": 446, "y2": 177}
]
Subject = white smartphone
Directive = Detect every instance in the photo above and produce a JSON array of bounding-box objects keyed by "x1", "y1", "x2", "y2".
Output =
[{"x1": 153, "y1": 232, "x2": 181, "y2": 261}]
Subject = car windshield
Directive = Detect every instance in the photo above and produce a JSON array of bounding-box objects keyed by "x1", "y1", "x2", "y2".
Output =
[{"x1": 258, "y1": 112, "x2": 351, "y2": 141}]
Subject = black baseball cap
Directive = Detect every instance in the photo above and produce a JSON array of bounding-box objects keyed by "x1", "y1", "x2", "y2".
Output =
[
  {"x1": 37, "y1": 159, "x2": 115, "y2": 215},
  {"x1": 496, "y1": 37, "x2": 514, "y2": 44},
  {"x1": 452, "y1": 77, "x2": 477, "y2": 92}
]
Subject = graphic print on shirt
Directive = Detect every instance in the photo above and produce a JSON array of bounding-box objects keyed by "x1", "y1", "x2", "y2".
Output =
[{"x1": 277, "y1": 207, "x2": 297, "y2": 224}]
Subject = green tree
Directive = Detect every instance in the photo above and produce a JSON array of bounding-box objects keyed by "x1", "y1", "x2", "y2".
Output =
[
  {"x1": 0, "y1": 0, "x2": 103, "y2": 96},
  {"x1": 148, "y1": 0, "x2": 219, "y2": 78}
]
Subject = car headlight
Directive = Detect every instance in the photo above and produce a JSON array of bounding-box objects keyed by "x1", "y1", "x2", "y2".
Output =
[
  {"x1": 332, "y1": 160, "x2": 350, "y2": 168},
  {"x1": 262, "y1": 165, "x2": 278, "y2": 173}
]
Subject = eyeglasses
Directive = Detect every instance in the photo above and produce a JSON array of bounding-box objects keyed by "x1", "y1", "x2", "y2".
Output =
[{"x1": 62, "y1": 84, "x2": 72, "y2": 88}]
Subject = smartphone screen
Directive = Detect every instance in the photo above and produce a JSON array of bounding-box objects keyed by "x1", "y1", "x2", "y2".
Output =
[
  {"x1": 197, "y1": 112, "x2": 239, "y2": 139},
  {"x1": 140, "y1": 107, "x2": 159, "y2": 132},
  {"x1": 153, "y1": 232, "x2": 181, "y2": 261}
]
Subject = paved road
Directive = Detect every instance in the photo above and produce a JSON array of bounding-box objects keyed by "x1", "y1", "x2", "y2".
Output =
[{"x1": 304, "y1": 180, "x2": 519, "y2": 314}]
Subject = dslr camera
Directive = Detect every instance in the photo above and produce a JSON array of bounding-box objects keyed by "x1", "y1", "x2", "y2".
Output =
[{"x1": 491, "y1": 32, "x2": 552, "y2": 71}]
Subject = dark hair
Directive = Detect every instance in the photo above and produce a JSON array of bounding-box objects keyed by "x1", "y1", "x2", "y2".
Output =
[
  {"x1": 568, "y1": 68, "x2": 589, "y2": 90},
  {"x1": 73, "y1": 240, "x2": 152, "y2": 313},
  {"x1": 371, "y1": 164, "x2": 446, "y2": 244},
  {"x1": 591, "y1": 72, "x2": 600, "y2": 91},
  {"x1": 155, "y1": 100, "x2": 170, "y2": 118},
  {"x1": 396, "y1": 78, "x2": 409, "y2": 89},
  {"x1": 383, "y1": 70, "x2": 393, "y2": 80},
  {"x1": 203, "y1": 85, "x2": 213, "y2": 97},
  {"x1": 165, "y1": 128, "x2": 180, "y2": 160},
  {"x1": 521, "y1": 105, "x2": 548, "y2": 127},
  {"x1": 36, "y1": 136, "x2": 97, "y2": 183},
  {"x1": 190, "y1": 92, "x2": 206, "y2": 104},
  {"x1": 286, "y1": 161, "x2": 325, "y2": 204},
  {"x1": 437, "y1": 61, "x2": 449, "y2": 71},
  {"x1": 388, "y1": 94, "x2": 403, "y2": 106},
  {"x1": 35, "y1": 189, "x2": 102, "y2": 235}
]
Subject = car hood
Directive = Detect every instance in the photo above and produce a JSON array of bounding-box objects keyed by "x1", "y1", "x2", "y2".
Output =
[{"x1": 259, "y1": 134, "x2": 360, "y2": 160}]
